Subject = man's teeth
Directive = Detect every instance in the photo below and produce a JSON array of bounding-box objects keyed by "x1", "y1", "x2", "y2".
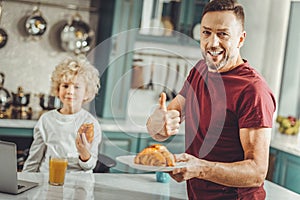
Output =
[{"x1": 209, "y1": 51, "x2": 222, "y2": 56}]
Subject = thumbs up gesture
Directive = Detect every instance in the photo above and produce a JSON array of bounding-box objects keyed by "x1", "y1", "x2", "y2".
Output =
[{"x1": 147, "y1": 92, "x2": 181, "y2": 140}]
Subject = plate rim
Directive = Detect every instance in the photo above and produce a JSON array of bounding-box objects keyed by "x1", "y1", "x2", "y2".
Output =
[{"x1": 116, "y1": 155, "x2": 186, "y2": 172}]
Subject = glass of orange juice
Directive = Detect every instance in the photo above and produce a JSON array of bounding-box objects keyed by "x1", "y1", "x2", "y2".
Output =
[{"x1": 49, "y1": 156, "x2": 68, "y2": 186}]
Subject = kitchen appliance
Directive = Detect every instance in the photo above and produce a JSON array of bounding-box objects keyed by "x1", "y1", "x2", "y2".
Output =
[
  {"x1": 38, "y1": 93, "x2": 61, "y2": 110},
  {"x1": 11, "y1": 87, "x2": 32, "y2": 119},
  {"x1": 0, "y1": 0, "x2": 8, "y2": 48},
  {"x1": 24, "y1": 5, "x2": 47, "y2": 38},
  {"x1": 0, "y1": 72, "x2": 11, "y2": 118},
  {"x1": 60, "y1": 12, "x2": 94, "y2": 55}
]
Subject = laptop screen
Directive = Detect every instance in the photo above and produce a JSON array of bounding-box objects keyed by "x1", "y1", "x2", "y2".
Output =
[{"x1": 0, "y1": 141, "x2": 19, "y2": 194}]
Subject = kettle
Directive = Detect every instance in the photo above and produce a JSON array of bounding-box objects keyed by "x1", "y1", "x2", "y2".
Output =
[
  {"x1": 38, "y1": 93, "x2": 62, "y2": 110},
  {"x1": 0, "y1": 72, "x2": 12, "y2": 118},
  {"x1": 11, "y1": 86, "x2": 30, "y2": 107}
]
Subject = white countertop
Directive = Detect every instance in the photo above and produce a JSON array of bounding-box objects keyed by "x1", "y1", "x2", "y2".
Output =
[
  {"x1": 0, "y1": 118, "x2": 186, "y2": 135},
  {"x1": 271, "y1": 130, "x2": 300, "y2": 156},
  {"x1": 0, "y1": 119, "x2": 37, "y2": 129},
  {"x1": 0, "y1": 172, "x2": 299, "y2": 199}
]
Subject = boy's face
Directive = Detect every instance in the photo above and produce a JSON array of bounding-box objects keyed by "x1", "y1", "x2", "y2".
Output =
[{"x1": 58, "y1": 75, "x2": 86, "y2": 113}]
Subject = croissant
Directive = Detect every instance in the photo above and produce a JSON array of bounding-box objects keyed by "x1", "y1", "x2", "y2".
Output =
[
  {"x1": 78, "y1": 123, "x2": 94, "y2": 143},
  {"x1": 134, "y1": 144, "x2": 175, "y2": 167}
]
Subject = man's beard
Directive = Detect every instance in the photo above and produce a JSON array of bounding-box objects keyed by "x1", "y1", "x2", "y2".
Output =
[{"x1": 201, "y1": 50, "x2": 229, "y2": 72}]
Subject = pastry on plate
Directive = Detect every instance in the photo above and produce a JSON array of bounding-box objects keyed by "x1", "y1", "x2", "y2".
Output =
[{"x1": 134, "y1": 144, "x2": 175, "y2": 167}]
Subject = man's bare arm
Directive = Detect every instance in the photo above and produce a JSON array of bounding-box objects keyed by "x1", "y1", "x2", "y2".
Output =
[{"x1": 173, "y1": 127, "x2": 271, "y2": 187}]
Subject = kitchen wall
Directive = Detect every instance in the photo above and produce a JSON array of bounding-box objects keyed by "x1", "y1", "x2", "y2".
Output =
[
  {"x1": 277, "y1": 1, "x2": 300, "y2": 118},
  {"x1": 127, "y1": 0, "x2": 289, "y2": 121},
  {"x1": 0, "y1": 0, "x2": 95, "y2": 118},
  {"x1": 0, "y1": 0, "x2": 295, "y2": 120},
  {"x1": 240, "y1": 0, "x2": 290, "y2": 102}
]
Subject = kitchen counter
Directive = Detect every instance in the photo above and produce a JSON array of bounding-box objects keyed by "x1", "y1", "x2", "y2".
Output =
[
  {"x1": 0, "y1": 118, "x2": 298, "y2": 155},
  {"x1": 0, "y1": 119, "x2": 37, "y2": 129},
  {"x1": 0, "y1": 118, "x2": 186, "y2": 135},
  {"x1": 0, "y1": 172, "x2": 299, "y2": 199},
  {"x1": 270, "y1": 130, "x2": 300, "y2": 156}
]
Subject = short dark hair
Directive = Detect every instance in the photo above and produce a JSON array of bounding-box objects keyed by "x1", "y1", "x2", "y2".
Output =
[{"x1": 202, "y1": 0, "x2": 245, "y2": 30}]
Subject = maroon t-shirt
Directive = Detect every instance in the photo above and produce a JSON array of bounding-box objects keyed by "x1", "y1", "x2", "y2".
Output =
[{"x1": 179, "y1": 60, "x2": 276, "y2": 200}]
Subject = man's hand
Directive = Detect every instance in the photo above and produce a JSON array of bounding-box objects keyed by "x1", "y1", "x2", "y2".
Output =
[
  {"x1": 147, "y1": 92, "x2": 180, "y2": 141},
  {"x1": 169, "y1": 153, "x2": 206, "y2": 182}
]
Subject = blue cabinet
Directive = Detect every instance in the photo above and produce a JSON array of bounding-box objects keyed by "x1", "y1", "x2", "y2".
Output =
[
  {"x1": 268, "y1": 148, "x2": 279, "y2": 183},
  {"x1": 100, "y1": 131, "x2": 139, "y2": 173},
  {"x1": 277, "y1": 151, "x2": 300, "y2": 194},
  {"x1": 269, "y1": 147, "x2": 300, "y2": 194},
  {"x1": 0, "y1": 127, "x2": 33, "y2": 137},
  {"x1": 0, "y1": 127, "x2": 34, "y2": 150},
  {"x1": 137, "y1": 0, "x2": 208, "y2": 45}
]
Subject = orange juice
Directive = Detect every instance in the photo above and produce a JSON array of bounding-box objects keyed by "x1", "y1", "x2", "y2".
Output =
[{"x1": 49, "y1": 157, "x2": 68, "y2": 186}]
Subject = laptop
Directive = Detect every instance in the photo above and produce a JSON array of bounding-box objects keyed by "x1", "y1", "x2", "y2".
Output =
[{"x1": 0, "y1": 141, "x2": 38, "y2": 194}]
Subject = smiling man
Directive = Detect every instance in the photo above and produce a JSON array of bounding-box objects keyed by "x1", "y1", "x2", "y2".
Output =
[
  {"x1": 200, "y1": 3, "x2": 246, "y2": 73},
  {"x1": 146, "y1": 0, "x2": 276, "y2": 199}
]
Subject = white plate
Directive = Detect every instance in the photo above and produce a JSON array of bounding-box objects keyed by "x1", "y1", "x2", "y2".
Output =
[{"x1": 116, "y1": 155, "x2": 187, "y2": 172}]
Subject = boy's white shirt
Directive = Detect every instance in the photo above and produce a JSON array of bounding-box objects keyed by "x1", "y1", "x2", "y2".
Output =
[{"x1": 23, "y1": 108, "x2": 102, "y2": 173}]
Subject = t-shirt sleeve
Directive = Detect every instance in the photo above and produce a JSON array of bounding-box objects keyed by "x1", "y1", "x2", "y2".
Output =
[
  {"x1": 179, "y1": 78, "x2": 190, "y2": 98},
  {"x1": 237, "y1": 82, "x2": 276, "y2": 128},
  {"x1": 179, "y1": 66, "x2": 198, "y2": 98}
]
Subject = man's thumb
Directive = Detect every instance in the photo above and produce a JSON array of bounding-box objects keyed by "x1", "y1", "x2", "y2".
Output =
[{"x1": 159, "y1": 92, "x2": 167, "y2": 111}]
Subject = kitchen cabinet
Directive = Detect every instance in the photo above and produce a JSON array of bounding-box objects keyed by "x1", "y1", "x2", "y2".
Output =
[
  {"x1": 99, "y1": 131, "x2": 139, "y2": 173},
  {"x1": 137, "y1": 0, "x2": 208, "y2": 45},
  {"x1": 273, "y1": 149, "x2": 300, "y2": 194},
  {"x1": 0, "y1": 127, "x2": 33, "y2": 137},
  {"x1": 269, "y1": 147, "x2": 300, "y2": 194},
  {"x1": 267, "y1": 147, "x2": 278, "y2": 182},
  {"x1": 0, "y1": 127, "x2": 34, "y2": 152}
]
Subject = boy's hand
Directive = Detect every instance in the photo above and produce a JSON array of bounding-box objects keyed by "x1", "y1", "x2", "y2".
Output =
[{"x1": 76, "y1": 132, "x2": 91, "y2": 162}]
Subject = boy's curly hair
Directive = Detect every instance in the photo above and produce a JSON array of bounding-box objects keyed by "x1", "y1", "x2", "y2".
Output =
[{"x1": 50, "y1": 58, "x2": 100, "y2": 103}]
